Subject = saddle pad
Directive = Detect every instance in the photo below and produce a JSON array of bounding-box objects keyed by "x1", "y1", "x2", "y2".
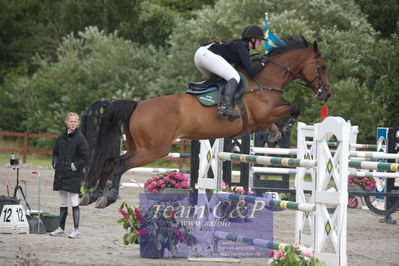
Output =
[{"x1": 193, "y1": 88, "x2": 220, "y2": 106}]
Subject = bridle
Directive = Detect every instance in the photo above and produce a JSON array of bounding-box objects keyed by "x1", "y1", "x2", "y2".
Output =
[{"x1": 250, "y1": 51, "x2": 329, "y2": 98}]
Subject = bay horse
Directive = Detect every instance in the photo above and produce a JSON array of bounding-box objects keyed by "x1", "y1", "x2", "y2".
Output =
[{"x1": 81, "y1": 36, "x2": 331, "y2": 208}]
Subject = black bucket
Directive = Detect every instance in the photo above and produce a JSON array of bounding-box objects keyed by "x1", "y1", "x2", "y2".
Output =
[{"x1": 0, "y1": 196, "x2": 20, "y2": 213}]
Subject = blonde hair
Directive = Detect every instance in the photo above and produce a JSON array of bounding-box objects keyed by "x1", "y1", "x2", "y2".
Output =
[{"x1": 64, "y1": 112, "x2": 80, "y2": 126}]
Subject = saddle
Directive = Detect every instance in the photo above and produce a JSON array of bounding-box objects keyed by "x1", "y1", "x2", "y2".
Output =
[{"x1": 186, "y1": 73, "x2": 248, "y2": 107}]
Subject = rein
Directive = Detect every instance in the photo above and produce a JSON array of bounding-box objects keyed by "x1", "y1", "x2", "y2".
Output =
[{"x1": 244, "y1": 52, "x2": 327, "y2": 98}]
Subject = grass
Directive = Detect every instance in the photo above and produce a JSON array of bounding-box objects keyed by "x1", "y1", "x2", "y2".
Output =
[{"x1": 0, "y1": 152, "x2": 52, "y2": 167}]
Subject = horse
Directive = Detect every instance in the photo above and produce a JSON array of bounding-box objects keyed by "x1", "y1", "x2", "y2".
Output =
[{"x1": 81, "y1": 35, "x2": 331, "y2": 208}]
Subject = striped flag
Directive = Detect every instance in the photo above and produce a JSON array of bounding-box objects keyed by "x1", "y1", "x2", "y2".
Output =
[{"x1": 264, "y1": 13, "x2": 285, "y2": 53}]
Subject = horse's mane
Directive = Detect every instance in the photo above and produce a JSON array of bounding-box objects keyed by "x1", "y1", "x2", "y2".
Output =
[{"x1": 266, "y1": 35, "x2": 310, "y2": 57}]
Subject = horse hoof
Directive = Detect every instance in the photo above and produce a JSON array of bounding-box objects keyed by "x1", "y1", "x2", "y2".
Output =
[
  {"x1": 94, "y1": 196, "x2": 108, "y2": 208},
  {"x1": 265, "y1": 124, "x2": 282, "y2": 143},
  {"x1": 79, "y1": 194, "x2": 91, "y2": 206},
  {"x1": 105, "y1": 188, "x2": 119, "y2": 207}
]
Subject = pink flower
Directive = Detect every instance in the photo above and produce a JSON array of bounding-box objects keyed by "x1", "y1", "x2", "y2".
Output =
[
  {"x1": 222, "y1": 182, "x2": 229, "y2": 189},
  {"x1": 152, "y1": 189, "x2": 159, "y2": 194},
  {"x1": 144, "y1": 182, "x2": 148, "y2": 188},
  {"x1": 364, "y1": 177, "x2": 369, "y2": 182},
  {"x1": 157, "y1": 180, "x2": 164, "y2": 186},
  {"x1": 302, "y1": 248, "x2": 313, "y2": 258},
  {"x1": 134, "y1": 227, "x2": 149, "y2": 236},
  {"x1": 234, "y1": 187, "x2": 244, "y2": 194},
  {"x1": 169, "y1": 179, "x2": 176, "y2": 185},
  {"x1": 175, "y1": 173, "x2": 187, "y2": 181},
  {"x1": 161, "y1": 184, "x2": 166, "y2": 189},
  {"x1": 275, "y1": 251, "x2": 284, "y2": 258},
  {"x1": 268, "y1": 250, "x2": 275, "y2": 257},
  {"x1": 163, "y1": 176, "x2": 170, "y2": 182},
  {"x1": 134, "y1": 208, "x2": 144, "y2": 224},
  {"x1": 292, "y1": 243, "x2": 300, "y2": 249},
  {"x1": 151, "y1": 176, "x2": 157, "y2": 181},
  {"x1": 180, "y1": 181, "x2": 190, "y2": 188},
  {"x1": 169, "y1": 210, "x2": 177, "y2": 217},
  {"x1": 149, "y1": 182, "x2": 157, "y2": 189},
  {"x1": 119, "y1": 209, "x2": 129, "y2": 220}
]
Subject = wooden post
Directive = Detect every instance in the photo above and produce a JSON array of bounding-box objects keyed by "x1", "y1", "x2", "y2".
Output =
[{"x1": 23, "y1": 132, "x2": 29, "y2": 163}]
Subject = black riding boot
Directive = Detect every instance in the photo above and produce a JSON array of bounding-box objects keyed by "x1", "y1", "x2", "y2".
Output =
[
  {"x1": 218, "y1": 78, "x2": 240, "y2": 120},
  {"x1": 59, "y1": 207, "x2": 68, "y2": 230}
]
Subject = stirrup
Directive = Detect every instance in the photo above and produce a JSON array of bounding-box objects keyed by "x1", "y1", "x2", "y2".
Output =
[{"x1": 217, "y1": 105, "x2": 240, "y2": 121}]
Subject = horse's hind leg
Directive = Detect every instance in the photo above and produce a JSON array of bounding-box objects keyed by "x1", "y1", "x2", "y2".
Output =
[
  {"x1": 280, "y1": 107, "x2": 300, "y2": 135},
  {"x1": 267, "y1": 103, "x2": 300, "y2": 142},
  {"x1": 80, "y1": 158, "x2": 116, "y2": 206},
  {"x1": 94, "y1": 148, "x2": 170, "y2": 208},
  {"x1": 93, "y1": 155, "x2": 129, "y2": 208}
]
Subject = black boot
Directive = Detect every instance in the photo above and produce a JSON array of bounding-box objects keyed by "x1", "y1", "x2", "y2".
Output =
[{"x1": 218, "y1": 78, "x2": 240, "y2": 120}]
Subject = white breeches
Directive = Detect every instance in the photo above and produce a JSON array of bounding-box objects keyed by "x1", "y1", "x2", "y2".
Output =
[
  {"x1": 59, "y1": 190, "x2": 79, "y2": 207},
  {"x1": 194, "y1": 44, "x2": 240, "y2": 83}
]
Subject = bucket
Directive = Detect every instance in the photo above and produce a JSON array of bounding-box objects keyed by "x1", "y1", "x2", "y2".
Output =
[
  {"x1": 30, "y1": 211, "x2": 60, "y2": 232},
  {"x1": 0, "y1": 196, "x2": 20, "y2": 213}
]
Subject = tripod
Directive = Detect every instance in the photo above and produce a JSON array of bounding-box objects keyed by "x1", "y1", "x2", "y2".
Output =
[{"x1": 12, "y1": 166, "x2": 31, "y2": 213}]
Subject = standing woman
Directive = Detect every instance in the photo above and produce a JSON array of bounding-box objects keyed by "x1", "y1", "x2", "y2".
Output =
[
  {"x1": 50, "y1": 112, "x2": 89, "y2": 239},
  {"x1": 194, "y1": 24, "x2": 266, "y2": 120}
]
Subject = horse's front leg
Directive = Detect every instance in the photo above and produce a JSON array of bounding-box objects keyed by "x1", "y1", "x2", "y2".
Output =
[{"x1": 266, "y1": 103, "x2": 300, "y2": 142}]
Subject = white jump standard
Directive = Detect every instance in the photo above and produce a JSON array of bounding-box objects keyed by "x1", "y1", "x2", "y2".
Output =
[{"x1": 197, "y1": 116, "x2": 351, "y2": 266}]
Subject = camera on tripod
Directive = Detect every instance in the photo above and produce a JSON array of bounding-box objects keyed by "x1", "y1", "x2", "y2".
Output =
[{"x1": 10, "y1": 154, "x2": 20, "y2": 169}]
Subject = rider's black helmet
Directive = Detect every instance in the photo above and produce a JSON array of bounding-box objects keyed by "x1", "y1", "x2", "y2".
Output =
[{"x1": 242, "y1": 25, "x2": 265, "y2": 40}]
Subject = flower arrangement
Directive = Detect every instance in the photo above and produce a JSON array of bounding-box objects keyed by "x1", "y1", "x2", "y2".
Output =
[
  {"x1": 221, "y1": 181, "x2": 255, "y2": 194},
  {"x1": 348, "y1": 176, "x2": 376, "y2": 191},
  {"x1": 268, "y1": 244, "x2": 325, "y2": 265},
  {"x1": 117, "y1": 202, "x2": 197, "y2": 257},
  {"x1": 144, "y1": 171, "x2": 190, "y2": 194}
]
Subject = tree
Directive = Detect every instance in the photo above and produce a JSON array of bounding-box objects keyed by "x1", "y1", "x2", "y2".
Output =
[{"x1": 355, "y1": 0, "x2": 399, "y2": 37}]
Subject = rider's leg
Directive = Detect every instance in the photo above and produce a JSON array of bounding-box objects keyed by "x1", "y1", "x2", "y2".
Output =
[
  {"x1": 218, "y1": 78, "x2": 240, "y2": 120},
  {"x1": 194, "y1": 47, "x2": 241, "y2": 120}
]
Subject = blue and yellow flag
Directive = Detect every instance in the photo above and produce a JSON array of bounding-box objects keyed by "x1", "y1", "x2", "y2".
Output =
[{"x1": 264, "y1": 13, "x2": 285, "y2": 53}]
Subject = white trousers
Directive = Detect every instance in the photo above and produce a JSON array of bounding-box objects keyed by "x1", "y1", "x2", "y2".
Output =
[
  {"x1": 194, "y1": 44, "x2": 241, "y2": 83},
  {"x1": 59, "y1": 190, "x2": 79, "y2": 207}
]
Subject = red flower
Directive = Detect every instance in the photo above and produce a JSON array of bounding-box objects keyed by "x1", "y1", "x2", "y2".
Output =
[
  {"x1": 135, "y1": 208, "x2": 145, "y2": 224},
  {"x1": 119, "y1": 209, "x2": 129, "y2": 220}
]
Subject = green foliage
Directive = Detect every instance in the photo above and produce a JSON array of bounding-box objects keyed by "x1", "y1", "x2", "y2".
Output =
[
  {"x1": 355, "y1": 0, "x2": 399, "y2": 37},
  {"x1": 0, "y1": 0, "x2": 397, "y2": 146},
  {"x1": 1, "y1": 27, "x2": 164, "y2": 133}
]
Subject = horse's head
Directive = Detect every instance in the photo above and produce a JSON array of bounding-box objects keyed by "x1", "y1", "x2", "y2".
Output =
[{"x1": 300, "y1": 41, "x2": 331, "y2": 102}]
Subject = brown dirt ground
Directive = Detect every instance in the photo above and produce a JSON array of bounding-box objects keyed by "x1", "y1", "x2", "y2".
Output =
[{"x1": 0, "y1": 164, "x2": 398, "y2": 266}]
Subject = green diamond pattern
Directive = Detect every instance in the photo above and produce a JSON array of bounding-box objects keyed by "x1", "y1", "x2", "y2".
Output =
[
  {"x1": 207, "y1": 151, "x2": 211, "y2": 162},
  {"x1": 326, "y1": 159, "x2": 333, "y2": 174},
  {"x1": 325, "y1": 220, "x2": 331, "y2": 236},
  {"x1": 305, "y1": 211, "x2": 309, "y2": 218}
]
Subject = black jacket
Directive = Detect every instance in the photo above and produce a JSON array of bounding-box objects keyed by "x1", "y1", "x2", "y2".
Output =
[
  {"x1": 52, "y1": 129, "x2": 89, "y2": 193},
  {"x1": 207, "y1": 40, "x2": 264, "y2": 77}
]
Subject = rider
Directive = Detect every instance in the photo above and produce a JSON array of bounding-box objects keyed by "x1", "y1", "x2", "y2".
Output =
[{"x1": 194, "y1": 24, "x2": 266, "y2": 120}]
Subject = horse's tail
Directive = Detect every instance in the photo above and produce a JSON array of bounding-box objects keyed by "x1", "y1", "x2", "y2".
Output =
[{"x1": 85, "y1": 99, "x2": 137, "y2": 187}]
